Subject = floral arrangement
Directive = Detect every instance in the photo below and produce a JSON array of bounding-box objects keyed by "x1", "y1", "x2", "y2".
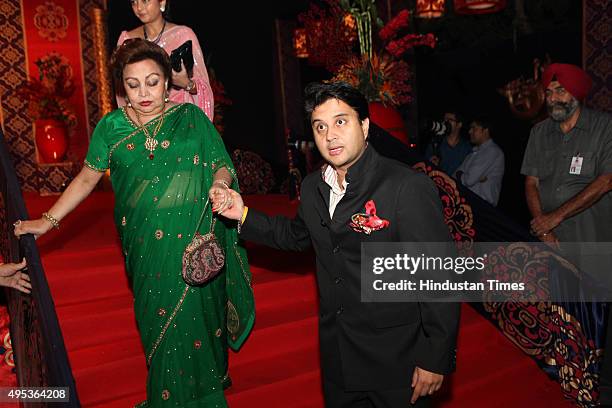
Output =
[
  {"x1": 330, "y1": 5, "x2": 435, "y2": 107},
  {"x1": 18, "y1": 52, "x2": 77, "y2": 129},
  {"x1": 378, "y1": 9, "x2": 436, "y2": 58},
  {"x1": 333, "y1": 53, "x2": 412, "y2": 106}
]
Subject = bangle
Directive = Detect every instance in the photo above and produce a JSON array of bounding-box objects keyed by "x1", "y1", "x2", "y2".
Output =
[
  {"x1": 185, "y1": 79, "x2": 195, "y2": 92},
  {"x1": 213, "y1": 180, "x2": 230, "y2": 189},
  {"x1": 42, "y1": 212, "x2": 60, "y2": 229}
]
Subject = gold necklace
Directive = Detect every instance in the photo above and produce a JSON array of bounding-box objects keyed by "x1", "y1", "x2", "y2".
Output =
[{"x1": 133, "y1": 104, "x2": 166, "y2": 160}]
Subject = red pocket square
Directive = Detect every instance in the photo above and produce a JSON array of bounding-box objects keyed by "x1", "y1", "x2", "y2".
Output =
[{"x1": 349, "y1": 200, "x2": 390, "y2": 235}]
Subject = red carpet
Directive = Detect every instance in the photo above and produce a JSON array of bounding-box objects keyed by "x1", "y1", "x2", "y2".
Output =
[{"x1": 23, "y1": 191, "x2": 574, "y2": 407}]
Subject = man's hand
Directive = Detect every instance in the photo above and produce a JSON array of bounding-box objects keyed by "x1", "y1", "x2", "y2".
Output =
[
  {"x1": 411, "y1": 366, "x2": 444, "y2": 404},
  {"x1": 214, "y1": 189, "x2": 244, "y2": 221},
  {"x1": 0, "y1": 258, "x2": 31, "y2": 294},
  {"x1": 538, "y1": 231, "x2": 560, "y2": 249},
  {"x1": 430, "y1": 156, "x2": 440, "y2": 166},
  {"x1": 530, "y1": 211, "x2": 563, "y2": 236}
]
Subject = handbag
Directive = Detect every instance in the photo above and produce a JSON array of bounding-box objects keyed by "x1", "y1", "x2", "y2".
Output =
[
  {"x1": 170, "y1": 40, "x2": 194, "y2": 77},
  {"x1": 182, "y1": 199, "x2": 225, "y2": 286}
]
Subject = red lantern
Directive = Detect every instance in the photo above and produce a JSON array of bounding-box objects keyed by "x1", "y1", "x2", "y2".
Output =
[
  {"x1": 454, "y1": 0, "x2": 507, "y2": 14},
  {"x1": 293, "y1": 28, "x2": 308, "y2": 58},
  {"x1": 415, "y1": 0, "x2": 445, "y2": 18},
  {"x1": 414, "y1": 0, "x2": 445, "y2": 18}
]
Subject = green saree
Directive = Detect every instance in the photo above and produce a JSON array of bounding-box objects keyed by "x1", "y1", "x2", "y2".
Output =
[{"x1": 85, "y1": 103, "x2": 254, "y2": 407}]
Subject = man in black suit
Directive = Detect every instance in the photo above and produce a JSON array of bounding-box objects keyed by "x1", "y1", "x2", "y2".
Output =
[{"x1": 214, "y1": 82, "x2": 460, "y2": 407}]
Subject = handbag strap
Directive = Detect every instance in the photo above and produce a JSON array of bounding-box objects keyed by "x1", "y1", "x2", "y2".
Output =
[{"x1": 193, "y1": 198, "x2": 216, "y2": 236}]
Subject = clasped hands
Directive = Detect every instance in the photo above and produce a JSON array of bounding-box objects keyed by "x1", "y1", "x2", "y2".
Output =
[
  {"x1": 209, "y1": 181, "x2": 244, "y2": 220},
  {"x1": 530, "y1": 211, "x2": 563, "y2": 246}
]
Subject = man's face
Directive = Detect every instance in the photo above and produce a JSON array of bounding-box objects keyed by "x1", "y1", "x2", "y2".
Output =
[
  {"x1": 468, "y1": 122, "x2": 487, "y2": 145},
  {"x1": 444, "y1": 112, "x2": 461, "y2": 134},
  {"x1": 311, "y1": 98, "x2": 369, "y2": 173},
  {"x1": 545, "y1": 81, "x2": 580, "y2": 122}
]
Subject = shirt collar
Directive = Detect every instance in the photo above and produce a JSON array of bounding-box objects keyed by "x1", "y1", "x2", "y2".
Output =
[
  {"x1": 473, "y1": 138, "x2": 493, "y2": 151},
  {"x1": 319, "y1": 144, "x2": 377, "y2": 185},
  {"x1": 573, "y1": 107, "x2": 591, "y2": 132},
  {"x1": 323, "y1": 165, "x2": 347, "y2": 193}
]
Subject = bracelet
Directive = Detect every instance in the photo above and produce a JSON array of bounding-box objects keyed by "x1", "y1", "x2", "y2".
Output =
[
  {"x1": 185, "y1": 79, "x2": 195, "y2": 92},
  {"x1": 213, "y1": 180, "x2": 230, "y2": 189},
  {"x1": 42, "y1": 212, "x2": 60, "y2": 229}
]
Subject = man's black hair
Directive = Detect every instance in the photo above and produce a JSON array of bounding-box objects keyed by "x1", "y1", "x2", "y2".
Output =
[
  {"x1": 471, "y1": 116, "x2": 495, "y2": 134},
  {"x1": 303, "y1": 81, "x2": 369, "y2": 123}
]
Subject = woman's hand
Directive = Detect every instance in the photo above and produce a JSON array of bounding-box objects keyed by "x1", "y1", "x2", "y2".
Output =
[
  {"x1": 209, "y1": 181, "x2": 234, "y2": 214},
  {"x1": 13, "y1": 218, "x2": 53, "y2": 239},
  {"x1": 216, "y1": 189, "x2": 244, "y2": 221},
  {"x1": 172, "y1": 61, "x2": 190, "y2": 90},
  {"x1": 0, "y1": 258, "x2": 32, "y2": 294}
]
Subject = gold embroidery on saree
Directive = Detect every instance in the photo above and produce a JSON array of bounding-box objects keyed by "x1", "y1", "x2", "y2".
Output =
[
  {"x1": 147, "y1": 285, "x2": 190, "y2": 366},
  {"x1": 227, "y1": 300, "x2": 240, "y2": 337}
]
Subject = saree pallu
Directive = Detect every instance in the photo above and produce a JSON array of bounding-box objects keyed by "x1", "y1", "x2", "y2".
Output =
[{"x1": 85, "y1": 103, "x2": 254, "y2": 407}]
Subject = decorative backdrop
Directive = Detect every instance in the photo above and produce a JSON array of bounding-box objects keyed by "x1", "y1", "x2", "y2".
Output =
[
  {"x1": 584, "y1": 0, "x2": 612, "y2": 113},
  {"x1": 0, "y1": 0, "x2": 106, "y2": 194}
]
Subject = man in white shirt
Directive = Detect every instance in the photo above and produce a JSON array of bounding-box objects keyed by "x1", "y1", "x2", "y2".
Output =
[
  {"x1": 455, "y1": 118, "x2": 505, "y2": 206},
  {"x1": 214, "y1": 81, "x2": 460, "y2": 407}
]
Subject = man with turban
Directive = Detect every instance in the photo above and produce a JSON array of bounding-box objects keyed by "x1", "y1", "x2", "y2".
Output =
[{"x1": 521, "y1": 63, "x2": 612, "y2": 405}]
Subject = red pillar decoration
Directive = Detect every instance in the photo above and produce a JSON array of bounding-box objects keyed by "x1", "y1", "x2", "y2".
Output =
[{"x1": 454, "y1": 0, "x2": 507, "y2": 15}]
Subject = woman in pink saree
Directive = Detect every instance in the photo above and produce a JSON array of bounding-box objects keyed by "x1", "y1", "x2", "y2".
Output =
[{"x1": 117, "y1": 0, "x2": 214, "y2": 120}]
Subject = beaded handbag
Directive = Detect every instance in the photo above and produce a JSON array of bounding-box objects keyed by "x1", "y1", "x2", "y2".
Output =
[{"x1": 182, "y1": 199, "x2": 225, "y2": 286}]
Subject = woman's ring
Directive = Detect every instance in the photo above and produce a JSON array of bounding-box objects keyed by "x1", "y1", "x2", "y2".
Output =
[{"x1": 13, "y1": 220, "x2": 21, "y2": 227}]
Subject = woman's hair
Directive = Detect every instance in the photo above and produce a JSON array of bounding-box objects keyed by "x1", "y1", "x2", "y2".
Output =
[
  {"x1": 110, "y1": 38, "x2": 172, "y2": 98},
  {"x1": 128, "y1": 0, "x2": 172, "y2": 20},
  {"x1": 303, "y1": 81, "x2": 369, "y2": 123}
]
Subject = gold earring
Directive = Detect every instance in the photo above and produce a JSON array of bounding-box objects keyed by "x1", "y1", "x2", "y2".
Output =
[
  {"x1": 164, "y1": 91, "x2": 169, "y2": 103},
  {"x1": 160, "y1": 5, "x2": 165, "y2": 12},
  {"x1": 125, "y1": 97, "x2": 132, "y2": 108}
]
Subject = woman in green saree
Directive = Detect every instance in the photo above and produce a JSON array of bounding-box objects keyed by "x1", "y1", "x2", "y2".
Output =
[{"x1": 14, "y1": 39, "x2": 254, "y2": 407}]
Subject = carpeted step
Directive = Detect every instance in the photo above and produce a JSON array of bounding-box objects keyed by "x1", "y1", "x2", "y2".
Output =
[
  {"x1": 41, "y1": 244, "x2": 123, "y2": 269},
  {"x1": 88, "y1": 391, "x2": 145, "y2": 408},
  {"x1": 56, "y1": 293, "x2": 134, "y2": 320},
  {"x1": 74, "y1": 355, "x2": 147, "y2": 407},
  {"x1": 46, "y1": 264, "x2": 131, "y2": 306},
  {"x1": 441, "y1": 356, "x2": 569, "y2": 407},
  {"x1": 59, "y1": 307, "x2": 139, "y2": 351},
  {"x1": 252, "y1": 273, "x2": 318, "y2": 329},
  {"x1": 229, "y1": 341, "x2": 319, "y2": 393},
  {"x1": 69, "y1": 336, "x2": 144, "y2": 373},
  {"x1": 227, "y1": 369, "x2": 323, "y2": 408},
  {"x1": 231, "y1": 316, "x2": 318, "y2": 368}
]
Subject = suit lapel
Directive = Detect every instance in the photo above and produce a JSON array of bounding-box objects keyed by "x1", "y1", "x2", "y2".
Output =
[{"x1": 316, "y1": 179, "x2": 332, "y2": 226}]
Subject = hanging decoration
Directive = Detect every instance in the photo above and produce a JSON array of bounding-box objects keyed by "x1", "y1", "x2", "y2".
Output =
[
  {"x1": 415, "y1": 0, "x2": 445, "y2": 19},
  {"x1": 293, "y1": 28, "x2": 308, "y2": 58},
  {"x1": 454, "y1": 0, "x2": 507, "y2": 15},
  {"x1": 297, "y1": 0, "x2": 357, "y2": 72}
]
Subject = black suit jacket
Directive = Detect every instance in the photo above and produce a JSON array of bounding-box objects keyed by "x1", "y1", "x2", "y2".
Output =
[{"x1": 241, "y1": 146, "x2": 460, "y2": 390}]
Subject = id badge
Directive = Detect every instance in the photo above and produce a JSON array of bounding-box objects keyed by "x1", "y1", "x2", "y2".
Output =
[{"x1": 569, "y1": 155, "x2": 583, "y2": 175}]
